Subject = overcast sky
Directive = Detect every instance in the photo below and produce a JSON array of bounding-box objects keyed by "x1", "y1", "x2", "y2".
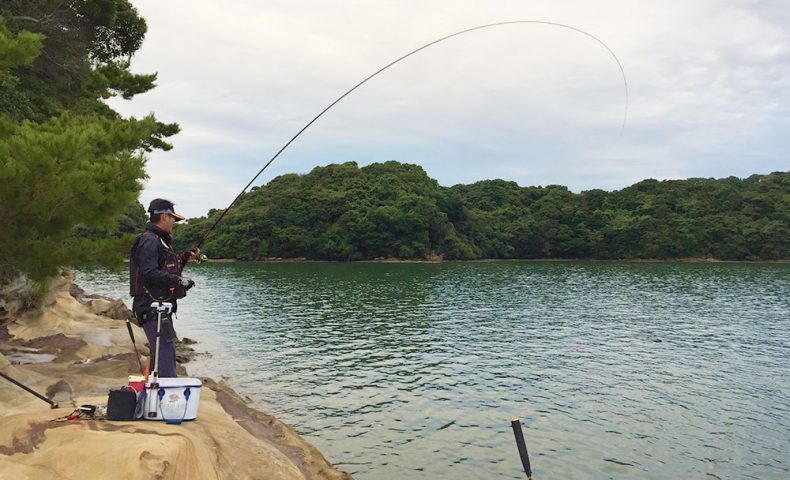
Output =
[{"x1": 110, "y1": 0, "x2": 790, "y2": 218}]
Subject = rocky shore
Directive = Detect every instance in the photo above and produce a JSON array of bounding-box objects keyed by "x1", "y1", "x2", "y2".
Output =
[{"x1": 0, "y1": 275, "x2": 352, "y2": 480}]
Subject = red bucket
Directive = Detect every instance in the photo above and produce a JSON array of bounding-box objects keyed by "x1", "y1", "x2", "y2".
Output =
[{"x1": 127, "y1": 375, "x2": 145, "y2": 393}]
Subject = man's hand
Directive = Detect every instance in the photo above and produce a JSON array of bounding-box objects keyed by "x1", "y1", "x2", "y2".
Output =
[
  {"x1": 187, "y1": 248, "x2": 201, "y2": 262},
  {"x1": 180, "y1": 277, "x2": 196, "y2": 290}
]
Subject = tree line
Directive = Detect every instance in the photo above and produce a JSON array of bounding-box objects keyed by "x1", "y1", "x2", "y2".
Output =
[{"x1": 174, "y1": 161, "x2": 789, "y2": 261}]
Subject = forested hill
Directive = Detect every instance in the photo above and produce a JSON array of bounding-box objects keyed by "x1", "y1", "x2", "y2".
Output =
[{"x1": 174, "y1": 162, "x2": 789, "y2": 261}]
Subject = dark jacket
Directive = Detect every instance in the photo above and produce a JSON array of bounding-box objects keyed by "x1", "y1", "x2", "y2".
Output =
[{"x1": 129, "y1": 224, "x2": 192, "y2": 314}]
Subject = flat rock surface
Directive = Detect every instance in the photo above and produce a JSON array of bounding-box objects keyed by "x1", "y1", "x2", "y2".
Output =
[{"x1": 0, "y1": 277, "x2": 352, "y2": 480}]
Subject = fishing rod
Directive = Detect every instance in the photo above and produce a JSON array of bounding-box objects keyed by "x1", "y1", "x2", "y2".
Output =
[
  {"x1": 125, "y1": 318, "x2": 146, "y2": 377},
  {"x1": 0, "y1": 370, "x2": 59, "y2": 409},
  {"x1": 195, "y1": 20, "x2": 629, "y2": 249}
]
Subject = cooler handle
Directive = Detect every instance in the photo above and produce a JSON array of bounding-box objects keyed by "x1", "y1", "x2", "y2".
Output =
[{"x1": 157, "y1": 387, "x2": 191, "y2": 425}]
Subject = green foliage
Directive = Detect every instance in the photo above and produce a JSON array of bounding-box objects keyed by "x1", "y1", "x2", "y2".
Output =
[
  {"x1": 0, "y1": 3, "x2": 178, "y2": 281},
  {"x1": 93, "y1": 62, "x2": 157, "y2": 100},
  {"x1": 176, "y1": 162, "x2": 477, "y2": 260},
  {"x1": 175, "y1": 163, "x2": 790, "y2": 262},
  {"x1": 0, "y1": 18, "x2": 43, "y2": 69},
  {"x1": 0, "y1": 113, "x2": 158, "y2": 279},
  {"x1": 0, "y1": 1, "x2": 179, "y2": 146},
  {"x1": 0, "y1": 19, "x2": 44, "y2": 119},
  {"x1": 72, "y1": 200, "x2": 147, "y2": 239}
]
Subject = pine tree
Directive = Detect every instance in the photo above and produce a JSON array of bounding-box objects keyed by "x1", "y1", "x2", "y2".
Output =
[{"x1": 0, "y1": 3, "x2": 179, "y2": 281}]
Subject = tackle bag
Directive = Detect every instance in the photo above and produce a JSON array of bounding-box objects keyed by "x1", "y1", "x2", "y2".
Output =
[{"x1": 106, "y1": 387, "x2": 137, "y2": 421}]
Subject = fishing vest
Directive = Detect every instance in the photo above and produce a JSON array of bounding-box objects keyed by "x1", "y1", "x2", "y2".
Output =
[{"x1": 129, "y1": 230, "x2": 186, "y2": 302}]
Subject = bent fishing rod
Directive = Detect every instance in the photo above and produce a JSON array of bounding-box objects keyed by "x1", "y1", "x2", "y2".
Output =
[{"x1": 195, "y1": 20, "x2": 629, "y2": 249}]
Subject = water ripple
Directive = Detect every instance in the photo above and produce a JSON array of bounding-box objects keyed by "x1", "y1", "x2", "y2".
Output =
[{"x1": 77, "y1": 261, "x2": 790, "y2": 480}]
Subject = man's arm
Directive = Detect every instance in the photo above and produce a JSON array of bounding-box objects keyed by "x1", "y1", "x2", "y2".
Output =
[{"x1": 136, "y1": 236, "x2": 182, "y2": 287}]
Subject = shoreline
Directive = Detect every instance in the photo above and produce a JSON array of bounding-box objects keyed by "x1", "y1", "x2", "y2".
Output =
[
  {"x1": 202, "y1": 257, "x2": 790, "y2": 264},
  {"x1": 0, "y1": 275, "x2": 352, "y2": 479}
]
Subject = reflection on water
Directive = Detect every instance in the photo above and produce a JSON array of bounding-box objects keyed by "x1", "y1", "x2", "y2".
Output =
[{"x1": 78, "y1": 261, "x2": 790, "y2": 479}]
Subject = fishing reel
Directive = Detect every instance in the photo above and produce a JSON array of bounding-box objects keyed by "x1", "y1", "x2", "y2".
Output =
[{"x1": 188, "y1": 248, "x2": 208, "y2": 264}]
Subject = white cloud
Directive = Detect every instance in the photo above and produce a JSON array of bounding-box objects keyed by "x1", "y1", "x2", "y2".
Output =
[{"x1": 114, "y1": 0, "x2": 790, "y2": 217}]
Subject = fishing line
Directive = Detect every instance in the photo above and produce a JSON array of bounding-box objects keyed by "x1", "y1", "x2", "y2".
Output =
[{"x1": 195, "y1": 20, "x2": 629, "y2": 249}]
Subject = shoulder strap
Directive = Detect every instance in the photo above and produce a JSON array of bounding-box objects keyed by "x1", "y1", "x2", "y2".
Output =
[{"x1": 131, "y1": 230, "x2": 160, "y2": 258}]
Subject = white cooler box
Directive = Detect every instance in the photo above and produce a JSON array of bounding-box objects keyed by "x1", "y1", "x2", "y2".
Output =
[{"x1": 142, "y1": 377, "x2": 202, "y2": 423}]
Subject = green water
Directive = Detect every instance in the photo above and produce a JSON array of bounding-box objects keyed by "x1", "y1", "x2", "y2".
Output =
[{"x1": 77, "y1": 261, "x2": 790, "y2": 479}]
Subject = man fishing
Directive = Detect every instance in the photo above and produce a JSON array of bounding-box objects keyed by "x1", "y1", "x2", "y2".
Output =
[{"x1": 129, "y1": 199, "x2": 199, "y2": 378}]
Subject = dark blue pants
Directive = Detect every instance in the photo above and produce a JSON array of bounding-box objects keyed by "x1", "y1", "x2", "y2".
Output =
[{"x1": 142, "y1": 311, "x2": 178, "y2": 378}]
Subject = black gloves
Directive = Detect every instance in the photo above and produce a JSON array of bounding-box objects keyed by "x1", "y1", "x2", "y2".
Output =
[{"x1": 180, "y1": 277, "x2": 195, "y2": 290}]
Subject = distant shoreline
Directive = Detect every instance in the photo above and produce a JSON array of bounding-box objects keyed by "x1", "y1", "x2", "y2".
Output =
[{"x1": 203, "y1": 257, "x2": 790, "y2": 264}]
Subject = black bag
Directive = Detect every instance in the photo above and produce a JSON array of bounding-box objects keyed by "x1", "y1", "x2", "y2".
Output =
[{"x1": 106, "y1": 388, "x2": 137, "y2": 421}]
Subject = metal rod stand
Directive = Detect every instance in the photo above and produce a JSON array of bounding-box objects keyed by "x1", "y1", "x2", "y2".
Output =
[{"x1": 147, "y1": 301, "x2": 172, "y2": 418}]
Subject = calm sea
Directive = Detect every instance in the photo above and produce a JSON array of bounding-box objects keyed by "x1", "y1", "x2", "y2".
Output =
[{"x1": 77, "y1": 261, "x2": 790, "y2": 479}]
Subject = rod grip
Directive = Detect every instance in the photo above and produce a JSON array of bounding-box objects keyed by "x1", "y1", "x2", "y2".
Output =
[{"x1": 126, "y1": 319, "x2": 136, "y2": 343}]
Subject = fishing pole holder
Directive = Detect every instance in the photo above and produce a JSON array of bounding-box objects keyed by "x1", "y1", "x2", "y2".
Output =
[
  {"x1": 148, "y1": 301, "x2": 173, "y2": 389},
  {"x1": 144, "y1": 300, "x2": 169, "y2": 418},
  {"x1": 152, "y1": 301, "x2": 174, "y2": 314}
]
